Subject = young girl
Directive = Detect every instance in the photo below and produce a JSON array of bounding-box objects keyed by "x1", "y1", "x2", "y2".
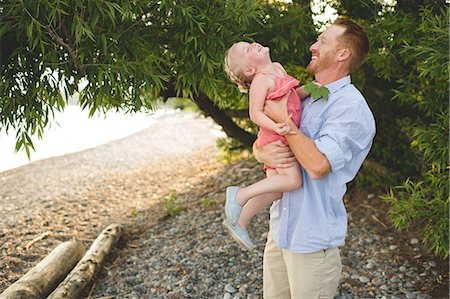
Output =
[{"x1": 223, "y1": 41, "x2": 310, "y2": 250}]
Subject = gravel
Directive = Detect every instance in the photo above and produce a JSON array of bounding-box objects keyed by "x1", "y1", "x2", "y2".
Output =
[
  {"x1": 0, "y1": 110, "x2": 447, "y2": 299},
  {"x1": 88, "y1": 176, "x2": 448, "y2": 299}
]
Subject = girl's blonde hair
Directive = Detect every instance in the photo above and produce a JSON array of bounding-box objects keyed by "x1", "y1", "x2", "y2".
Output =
[{"x1": 223, "y1": 45, "x2": 252, "y2": 93}]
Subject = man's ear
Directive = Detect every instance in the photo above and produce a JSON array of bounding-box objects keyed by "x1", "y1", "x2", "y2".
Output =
[
  {"x1": 337, "y1": 48, "x2": 351, "y2": 62},
  {"x1": 244, "y1": 67, "x2": 256, "y2": 78}
]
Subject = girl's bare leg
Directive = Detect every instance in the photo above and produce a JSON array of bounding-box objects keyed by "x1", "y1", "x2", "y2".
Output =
[
  {"x1": 236, "y1": 163, "x2": 302, "y2": 207},
  {"x1": 237, "y1": 193, "x2": 280, "y2": 230}
]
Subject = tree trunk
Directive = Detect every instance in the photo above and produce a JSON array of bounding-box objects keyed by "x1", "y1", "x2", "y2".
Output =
[
  {"x1": 193, "y1": 93, "x2": 256, "y2": 147},
  {"x1": 159, "y1": 84, "x2": 256, "y2": 147},
  {"x1": 224, "y1": 109, "x2": 248, "y2": 118},
  {"x1": 0, "y1": 240, "x2": 85, "y2": 299},
  {"x1": 47, "y1": 224, "x2": 122, "y2": 299}
]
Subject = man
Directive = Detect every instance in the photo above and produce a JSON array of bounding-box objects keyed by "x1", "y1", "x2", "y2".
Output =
[{"x1": 253, "y1": 18, "x2": 376, "y2": 298}]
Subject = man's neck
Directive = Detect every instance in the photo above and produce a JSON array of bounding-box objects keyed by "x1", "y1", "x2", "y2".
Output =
[{"x1": 315, "y1": 69, "x2": 349, "y2": 86}]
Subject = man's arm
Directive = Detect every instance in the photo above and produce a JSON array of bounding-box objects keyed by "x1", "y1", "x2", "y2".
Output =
[
  {"x1": 263, "y1": 91, "x2": 331, "y2": 179},
  {"x1": 296, "y1": 85, "x2": 311, "y2": 100},
  {"x1": 283, "y1": 119, "x2": 331, "y2": 179}
]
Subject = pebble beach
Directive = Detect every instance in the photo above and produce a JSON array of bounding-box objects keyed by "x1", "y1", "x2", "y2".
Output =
[{"x1": 0, "y1": 110, "x2": 447, "y2": 299}]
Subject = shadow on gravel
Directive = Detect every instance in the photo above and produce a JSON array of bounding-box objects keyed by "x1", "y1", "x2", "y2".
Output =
[{"x1": 87, "y1": 158, "x2": 448, "y2": 299}]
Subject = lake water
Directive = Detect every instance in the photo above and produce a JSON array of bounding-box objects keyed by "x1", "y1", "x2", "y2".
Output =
[{"x1": 0, "y1": 105, "x2": 178, "y2": 173}]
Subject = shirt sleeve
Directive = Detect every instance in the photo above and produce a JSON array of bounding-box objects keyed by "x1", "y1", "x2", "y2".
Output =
[{"x1": 314, "y1": 103, "x2": 375, "y2": 172}]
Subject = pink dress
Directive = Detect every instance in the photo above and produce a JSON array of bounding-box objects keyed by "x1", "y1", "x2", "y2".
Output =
[{"x1": 256, "y1": 73, "x2": 302, "y2": 170}]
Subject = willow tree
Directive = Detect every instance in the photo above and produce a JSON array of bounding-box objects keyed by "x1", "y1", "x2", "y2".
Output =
[{"x1": 1, "y1": 0, "x2": 315, "y2": 156}]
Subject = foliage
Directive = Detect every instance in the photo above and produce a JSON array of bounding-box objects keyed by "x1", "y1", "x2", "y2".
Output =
[
  {"x1": 165, "y1": 97, "x2": 200, "y2": 113},
  {"x1": 382, "y1": 111, "x2": 449, "y2": 256},
  {"x1": 364, "y1": 4, "x2": 448, "y2": 256},
  {"x1": 0, "y1": 0, "x2": 262, "y2": 156},
  {"x1": 163, "y1": 190, "x2": 182, "y2": 216},
  {"x1": 332, "y1": 1, "x2": 448, "y2": 256},
  {"x1": 304, "y1": 82, "x2": 330, "y2": 100},
  {"x1": 1, "y1": 1, "x2": 319, "y2": 155},
  {"x1": 200, "y1": 198, "x2": 217, "y2": 206},
  {"x1": 216, "y1": 137, "x2": 253, "y2": 164},
  {"x1": 385, "y1": 6, "x2": 449, "y2": 257},
  {"x1": 355, "y1": 160, "x2": 398, "y2": 193},
  {"x1": 357, "y1": 10, "x2": 420, "y2": 176},
  {"x1": 130, "y1": 207, "x2": 139, "y2": 218},
  {"x1": 250, "y1": 1, "x2": 315, "y2": 68}
]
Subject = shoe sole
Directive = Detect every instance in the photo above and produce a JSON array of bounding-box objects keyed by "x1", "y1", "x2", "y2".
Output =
[
  {"x1": 224, "y1": 187, "x2": 233, "y2": 223},
  {"x1": 222, "y1": 220, "x2": 255, "y2": 252}
]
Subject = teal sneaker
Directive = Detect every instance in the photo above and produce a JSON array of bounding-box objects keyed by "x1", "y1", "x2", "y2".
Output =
[
  {"x1": 224, "y1": 186, "x2": 242, "y2": 224},
  {"x1": 222, "y1": 219, "x2": 255, "y2": 251}
]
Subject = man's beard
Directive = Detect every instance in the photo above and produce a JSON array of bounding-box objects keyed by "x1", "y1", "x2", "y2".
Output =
[
  {"x1": 306, "y1": 53, "x2": 334, "y2": 75},
  {"x1": 306, "y1": 62, "x2": 315, "y2": 74}
]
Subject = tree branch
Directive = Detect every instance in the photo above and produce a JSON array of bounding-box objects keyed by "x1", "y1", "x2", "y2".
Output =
[
  {"x1": 194, "y1": 93, "x2": 256, "y2": 147},
  {"x1": 224, "y1": 109, "x2": 249, "y2": 118},
  {"x1": 157, "y1": 82, "x2": 255, "y2": 147},
  {"x1": 46, "y1": 26, "x2": 86, "y2": 76},
  {"x1": 159, "y1": 81, "x2": 177, "y2": 99}
]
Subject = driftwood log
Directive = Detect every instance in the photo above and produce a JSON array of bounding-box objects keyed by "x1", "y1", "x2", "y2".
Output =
[
  {"x1": 0, "y1": 240, "x2": 86, "y2": 299},
  {"x1": 47, "y1": 223, "x2": 123, "y2": 299}
]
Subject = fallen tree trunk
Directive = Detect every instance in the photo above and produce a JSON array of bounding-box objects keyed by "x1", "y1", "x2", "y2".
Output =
[
  {"x1": 0, "y1": 240, "x2": 85, "y2": 299},
  {"x1": 47, "y1": 223, "x2": 123, "y2": 299}
]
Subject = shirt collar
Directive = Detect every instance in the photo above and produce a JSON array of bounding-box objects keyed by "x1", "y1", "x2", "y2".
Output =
[{"x1": 324, "y1": 75, "x2": 351, "y2": 95}]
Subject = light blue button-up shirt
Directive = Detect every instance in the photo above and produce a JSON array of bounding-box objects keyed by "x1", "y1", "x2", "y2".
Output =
[{"x1": 269, "y1": 75, "x2": 376, "y2": 253}]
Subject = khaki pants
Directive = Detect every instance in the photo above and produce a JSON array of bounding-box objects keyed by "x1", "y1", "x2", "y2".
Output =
[{"x1": 263, "y1": 235, "x2": 342, "y2": 299}]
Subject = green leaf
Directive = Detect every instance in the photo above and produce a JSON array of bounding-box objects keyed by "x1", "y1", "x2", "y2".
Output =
[
  {"x1": 304, "y1": 81, "x2": 330, "y2": 101},
  {"x1": 27, "y1": 22, "x2": 33, "y2": 41},
  {"x1": 101, "y1": 34, "x2": 107, "y2": 54}
]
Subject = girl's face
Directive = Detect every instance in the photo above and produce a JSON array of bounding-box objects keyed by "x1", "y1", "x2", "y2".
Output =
[{"x1": 229, "y1": 42, "x2": 271, "y2": 71}]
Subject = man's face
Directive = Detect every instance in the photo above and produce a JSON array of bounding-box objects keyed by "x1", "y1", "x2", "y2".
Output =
[{"x1": 306, "y1": 24, "x2": 346, "y2": 75}]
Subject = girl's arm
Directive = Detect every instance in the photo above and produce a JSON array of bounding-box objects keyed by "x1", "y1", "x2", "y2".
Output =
[
  {"x1": 249, "y1": 75, "x2": 289, "y2": 135},
  {"x1": 296, "y1": 85, "x2": 310, "y2": 100}
]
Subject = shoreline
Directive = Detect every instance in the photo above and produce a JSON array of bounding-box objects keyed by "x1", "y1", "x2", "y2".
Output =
[
  {"x1": 0, "y1": 106, "x2": 192, "y2": 173},
  {"x1": 0, "y1": 110, "x2": 223, "y2": 294}
]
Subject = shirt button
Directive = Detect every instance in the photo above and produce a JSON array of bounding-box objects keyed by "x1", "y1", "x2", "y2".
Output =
[{"x1": 283, "y1": 207, "x2": 287, "y2": 211}]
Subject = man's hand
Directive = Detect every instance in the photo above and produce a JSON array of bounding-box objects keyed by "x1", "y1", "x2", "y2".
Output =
[
  {"x1": 254, "y1": 140, "x2": 297, "y2": 169},
  {"x1": 264, "y1": 90, "x2": 291, "y2": 123}
]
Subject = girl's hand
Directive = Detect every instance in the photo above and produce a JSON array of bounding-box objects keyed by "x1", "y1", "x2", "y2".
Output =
[
  {"x1": 274, "y1": 123, "x2": 290, "y2": 135},
  {"x1": 274, "y1": 121, "x2": 297, "y2": 136}
]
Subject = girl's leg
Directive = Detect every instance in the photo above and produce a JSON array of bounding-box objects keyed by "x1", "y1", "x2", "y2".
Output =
[
  {"x1": 238, "y1": 194, "x2": 279, "y2": 230},
  {"x1": 236, "y1": 163, "x2": 302, "y2": 207},
  {"x1": 238, "y1": 169, "x2": 281, "y2": 230}
]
